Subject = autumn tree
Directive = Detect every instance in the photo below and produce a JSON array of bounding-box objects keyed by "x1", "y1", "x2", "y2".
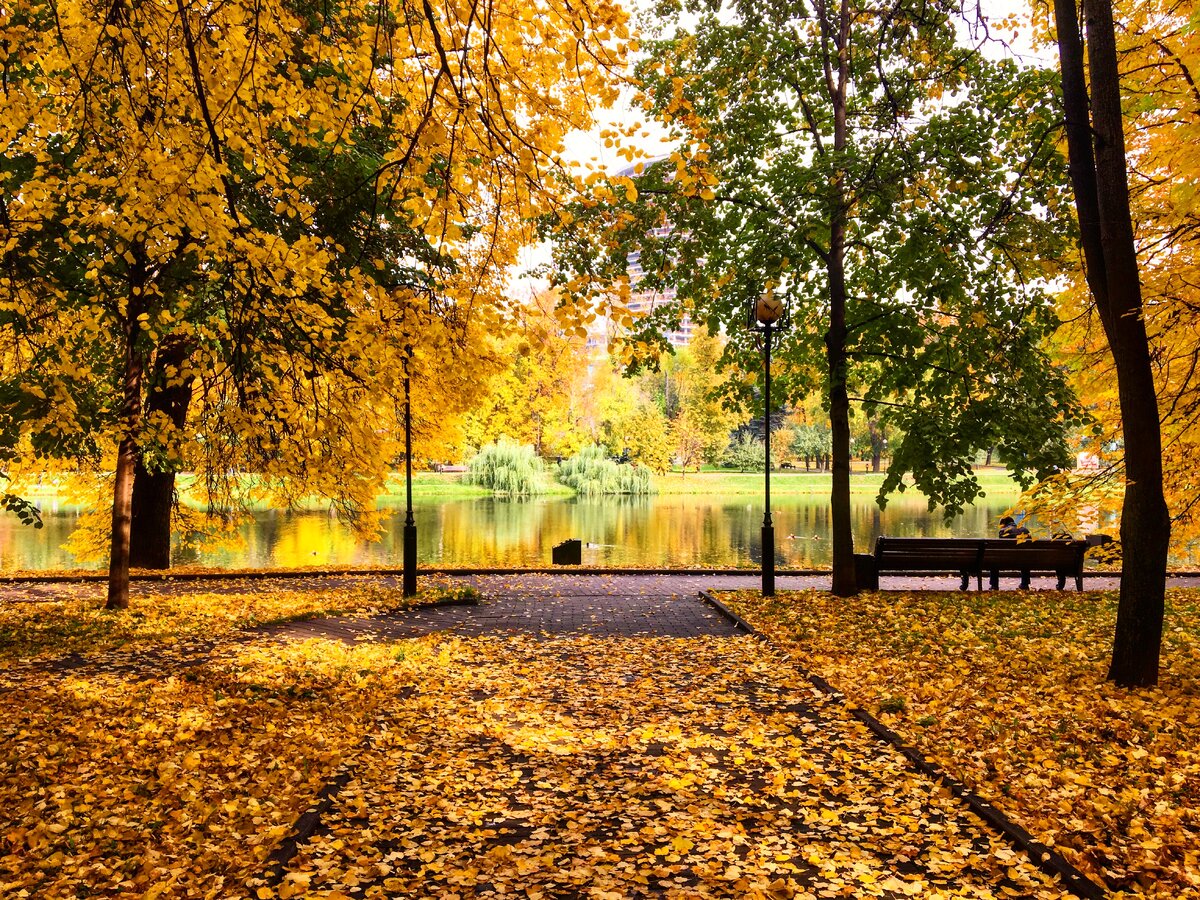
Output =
[
  {"x1": 0, "y1": 0, "x2": 631, "y2": 604},
  {"x1": 460, "y1": 290, "x2": 593, "y2": 460},
  {"x1": 1038, "y1": 0, "x2": 1188, "y2": 686},
  {"x1": 623, "y1": 405, "x2": 673, "y2": 473},
  {"x1": 671, "y1": 330, "x2": 748, "y2": 464},
  {"x1": 551, "y1": 0, "x2": 1079, "y2": 594}
]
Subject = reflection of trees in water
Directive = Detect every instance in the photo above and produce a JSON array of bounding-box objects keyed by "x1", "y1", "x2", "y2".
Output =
[
  {"x1": 419, "y1": 495, "x2": 1016, "y2": 568},
  {"x1": 0, "y1": 493, "x2": 1023, "y2": 570},
  {"x1": 0, "y1": 509, "x2": 84, "y2": 569},
  {"x1": 434, "y1": 498, "x2": 554, "y2": 566}
]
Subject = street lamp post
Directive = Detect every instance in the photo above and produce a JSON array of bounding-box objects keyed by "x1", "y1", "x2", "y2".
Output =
[
  {"x1": 402, "y1": 346, "x2": 417, "y2": 598},
  {"x1": 750, "y1": 288, "x2": 785, "y2": 596}
]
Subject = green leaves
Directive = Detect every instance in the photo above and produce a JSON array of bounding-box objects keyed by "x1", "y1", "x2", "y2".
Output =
[
  {"x1": 1, "y1": 491, "x2": 42, "y2": 528},
  {"x1": 553, "y1": 0, "x2": 1081, "y2": 528}
]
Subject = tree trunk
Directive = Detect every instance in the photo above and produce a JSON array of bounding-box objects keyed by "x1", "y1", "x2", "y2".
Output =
[
  {"x1": 106, "y1": 263, "x2": 147, "y2": 609},
  {"x1": 129, "y1": 466, "x2": 174, "y2": 569},
  {"x1": 130, "y1": 341, "x2": 193, "y2": 569},
  {"x1": 827, "y1": 0, "x2": 856, "y2": 597},
  {"x1": 1054, "y1": 0, "x2": 1170, "y2": 686}
]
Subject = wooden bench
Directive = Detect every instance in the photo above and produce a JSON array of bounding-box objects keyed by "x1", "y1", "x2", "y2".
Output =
[{"x1": 857, "y1": 536, "x2": 1088, "y2": 591}]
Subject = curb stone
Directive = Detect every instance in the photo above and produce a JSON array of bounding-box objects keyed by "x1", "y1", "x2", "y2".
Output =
[{"x1": 696, "y1": 588, "x2": 1108, "y2": 900}]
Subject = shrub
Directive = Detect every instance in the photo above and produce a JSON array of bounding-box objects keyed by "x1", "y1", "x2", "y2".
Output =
[
  {"x1": 722, "y1": 433, "x2": 766, "y2": 472},
  {"x1": 557, "y1": 445, "x2": 653, "y2": 496},
  {"x1": 466, "y1": 440, "x2": 545, "y2": 496}
]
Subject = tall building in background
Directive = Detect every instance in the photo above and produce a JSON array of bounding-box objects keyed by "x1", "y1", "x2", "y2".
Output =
[
  {"x1": 586, "y1": 162, "x2": 695, "y2": 353},
  {"x1": 626, "y1": 220, "x2": 695, "y2": 348}
]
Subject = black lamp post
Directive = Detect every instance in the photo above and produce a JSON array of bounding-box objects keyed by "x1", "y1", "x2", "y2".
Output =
[
  {"x1": 750, "y1": 287, "x2": 786, "y2": 596},
  {"x1": 402, "y1": 346, "x2": 417, "y2": 598}
]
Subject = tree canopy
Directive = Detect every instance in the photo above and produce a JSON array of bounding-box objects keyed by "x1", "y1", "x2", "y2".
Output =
[
  {"x1": 0, "y1": 0, "x2": 632, "y2": 603},
  {"x1": 549, "y1": 0, "x2": 1081, "y2": 592}
]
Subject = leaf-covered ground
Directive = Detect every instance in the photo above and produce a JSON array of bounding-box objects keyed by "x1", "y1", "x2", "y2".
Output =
[
  {"x1": 0, "y1": 577, "x2": 474, "y2": 662},
  {"x1": 258, "y1": 634, "x2": 1071, "y2": 899},
  {"x1": 722, "y1": 588, "x2": 1200, "y2": 898},
  {"x1": 1, "y1": 581, "x2": 1086, "y2": 898},
  {"x1": 1, "y1": 635, "x2": 444, "y2": 898}
]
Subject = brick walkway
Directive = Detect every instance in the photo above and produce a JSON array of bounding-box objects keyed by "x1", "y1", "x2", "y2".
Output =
[{"x1": 260, "y1": 574, "x2": 743, "y2": 642}]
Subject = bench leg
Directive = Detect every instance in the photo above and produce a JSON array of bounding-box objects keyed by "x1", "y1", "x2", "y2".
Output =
[{"x1": 1076, "y1": 574, "x2": 1084, "y2": 591}]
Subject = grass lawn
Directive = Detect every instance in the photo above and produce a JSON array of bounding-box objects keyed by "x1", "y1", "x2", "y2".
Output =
[
  {"x1": 655, "y1": 466, "x2": 1024, "y2": 496},
  {"x1": 14, "y1": 467, "x2": 1022, "y2": 507},
  {"x1": 722, "y1": 588, "x2": 1200, "y2": 898}
]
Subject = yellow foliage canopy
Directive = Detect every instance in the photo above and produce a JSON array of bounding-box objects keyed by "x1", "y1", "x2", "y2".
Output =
[
  {"x1": 1026, "y1": 0, "x2": 1200, "y2": 557},
  {"x1": 0, "y1": 0, "x2": 632, "y2": 542}
]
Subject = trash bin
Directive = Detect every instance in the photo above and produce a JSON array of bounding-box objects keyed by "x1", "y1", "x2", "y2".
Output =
[
  {"x1": 853, "y1": 553, "x2": 879, "y2": 590},
  {"x1": 552, "y1": 539, "x2": 582, "y2": 565}
]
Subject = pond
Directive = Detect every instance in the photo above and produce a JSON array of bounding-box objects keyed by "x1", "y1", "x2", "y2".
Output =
[{"x1": 1, "y1": 492, "x2": 1019, "y2": 571}]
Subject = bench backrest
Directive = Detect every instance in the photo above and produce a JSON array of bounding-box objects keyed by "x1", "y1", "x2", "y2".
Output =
[
  {"x1": 980, "y1": 539, "x2": 1086, "y2": 570},
  {"x1": 874, "y1": 537, "x2": 984, "y2": 570},
  {"x1": 875, "y1": 536, "x2": 1087, "y2": 572}
]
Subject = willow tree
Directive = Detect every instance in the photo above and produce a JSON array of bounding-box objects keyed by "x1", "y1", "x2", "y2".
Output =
[
  {"x1": 0, "y1": 0, "x2": 630, "y2": 604},
  {"x1": 551, "y1": 0, "x2": 1079, "y2": 594}
]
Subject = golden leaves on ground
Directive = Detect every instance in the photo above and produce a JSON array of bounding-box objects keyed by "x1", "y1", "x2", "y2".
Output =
[
  {"x1": 0, "y1": 636, "x2": 439, "y2": 898},
  {"x1": 724, "y1": 589, "x2": 1200, "y2": 897},
  {"x1": 262, "y1": 636, "x2": 1066, "y2": 899},
  {"x1": 0, "y1": 579, "x2": 464, "y2": 663}
]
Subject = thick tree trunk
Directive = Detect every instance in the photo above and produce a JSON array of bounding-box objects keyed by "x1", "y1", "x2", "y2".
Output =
[
  {"x1": 130, "y1": 341, "x2": 193, "y2": 569},
  {"x1": 106, "y1": 268, "x2": 147, "y2": 609},
  {"x1": 1054, "y1": 0, "x2": 1170, "y2": 686},
  {"x1": 827, "y1": 0, "x2": 856, "y2": 597},
  {"x1": 129, "y1": 466, "x2": 174, "y2": 569}
]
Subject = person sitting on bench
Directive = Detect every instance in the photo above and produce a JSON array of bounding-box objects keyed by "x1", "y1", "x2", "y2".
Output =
[{"x1": 991, "y1": 515, "x2": 1031, "y2": 589}]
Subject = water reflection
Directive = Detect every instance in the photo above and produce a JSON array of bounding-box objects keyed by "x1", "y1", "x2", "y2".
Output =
[{"x1": 2, "y1": 493, "x2": 1015, "y2": 571}]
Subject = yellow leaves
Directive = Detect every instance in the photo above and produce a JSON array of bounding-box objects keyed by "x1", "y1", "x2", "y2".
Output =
[
  {"x1": 237, "y1": 630, "x2": 1068, "y2": 898},
  {"x1": 277, "y1": 872, "x2": 311, "y2": 898},
  {"x1": 1, "y1": 617, "x2": 444, "y2": 898},
  {"x1": 3, "y1": 0, "x2": 633, "y2": 523},
  {"x1": 0, "y1": 582, "x2": 455, "y2": 662},
  {"x1": 726, "y1": 587, "x2": 1200, "y2": 897},
  {"x1": 611, "y1": 174, "x2": 638, "y2": 202}
]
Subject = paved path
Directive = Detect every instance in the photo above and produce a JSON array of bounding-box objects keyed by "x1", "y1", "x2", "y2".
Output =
[
  {"x1": 2, "y1": 574, "x2": 1087, "y2": 896},
  {"x1": 262, "y1": 574, "x2": 742, "y2": 642},
  {"x1": 254, "y1": 575, "x2": 1076, "y2": 898}
]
